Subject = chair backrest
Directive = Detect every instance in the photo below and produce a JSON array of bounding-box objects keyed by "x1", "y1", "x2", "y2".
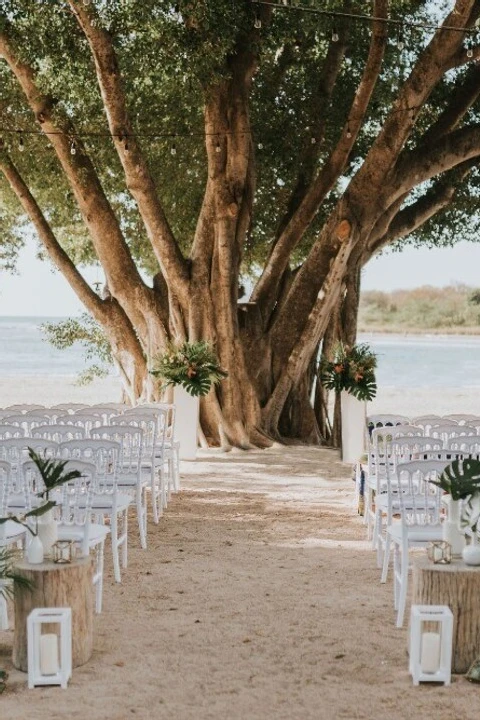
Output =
[
  {"x1": 59, "y1": 439, "x2": 119, "y2": 490},
  {"x1": 90, "y1": 425, "x2": 143, "y2": 475},
  {"x1": 31, "y1": 424, "x2": 86, "y2": 443},
  {"x1": 58, "y1": 466, "x2": 95, "y2": 556},
  {"x1": 412, "y1": 415, "x2": 446, "y2": 433},
  {"x1": 429, "y1": 424, "x2": 478, "y2": 443},
  {"x1": 90, "y1": 403, "x2": 127, "y2": 412},
  {"x1": 4, "y1": 404, "x2": 45, "y2": 413},
  {"x1": 394, "y1": 460, "x2": 448, "y2": 526},
  {"x1": 366, "y1": 415, "x2": 411, "y2": 442},
  {"x1": 113, "y1": 409, "x2": 168, "y2": 454},
  {"x1": 446, "y1": 436, "x2": 480, "y2": 453},
  {"x1": 50, "y1": 403, "x2": 89, "y2": 413},
  {"x1": 0, "y1": 424, "x2": 25, "y2": 439},
  {"x1": 388, "y1": 437, "x2": 444, "y2": 473},
  {"x1": 3, "y1": 414, "x2": 52, "y2": 433},
  {"x1": 0, "y1": 438, "x2": 59, "y2": 468},
  {"x1": 442, "y1": 414, "x2": 479, "y2": 425}
]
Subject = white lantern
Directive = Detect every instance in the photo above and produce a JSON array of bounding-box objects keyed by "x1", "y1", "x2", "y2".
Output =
[
  {"x1": 409, "y1": 605, "x2": 453, "y2": 686},
  {"x1": 27, "y1": 608, "x2": 72, "y2": 689}
]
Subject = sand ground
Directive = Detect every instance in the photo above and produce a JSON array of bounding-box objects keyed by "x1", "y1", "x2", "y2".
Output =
[{"x1": 1, "y1": 379, "x2": 480, "y2": 718}]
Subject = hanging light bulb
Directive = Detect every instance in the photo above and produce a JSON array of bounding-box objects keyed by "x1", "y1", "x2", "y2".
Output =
[
  {"x1": 467, "y1": 47, "x2": 474, "y2": 58},
  {"x1": 18, "y1": 135, "x2": 25, "y2": 152},
  {"x1": 311, "y1": 136, "x2": 317, "y2": 145},
  {"x1": 70, "y1": 140, "x2": 76, "y2": 155},
  {"x1": 215, "y1": 140, "x2": 222, "y2": 153},
  {"x1": 254, "y1": 14, "x2": 261, "y2": 29},
  {"x1": 331, "y1": 26, "x2": 339, "y2": 42},
  {"x1": 171, "y1": 143, "x2": 177, "y2": 156},
  {"x1": 397, "y1": 30, "x2": 405, "y2": 51},
  {"x1": 124, "y1": 137, "x2": 129, "y2": 152},
  {"x1": 257, "y1": 142, "x2": 264, "y2": 150},
  {"x1": 346, "y1": 124, "x2": 352, "y2": 139}
]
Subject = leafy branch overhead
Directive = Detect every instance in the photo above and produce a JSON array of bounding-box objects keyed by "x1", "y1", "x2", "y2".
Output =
[{"x1": 150, "y1": 341, "x2": 227, "y2": 397}]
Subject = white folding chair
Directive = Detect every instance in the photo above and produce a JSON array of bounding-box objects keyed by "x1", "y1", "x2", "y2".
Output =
[
  {"x1": 4, "y1": 404, "x2": 45, "y2": 413},
  {"x1": 442, "y1": 414, "x2": 478, "y2": 425},
  {"x1": 59, "y1": 439, "x2": 131, "y2": 583},
  {"x1": 381, "y1": 460, "x2": 447, "y2": 627},
  {"x1": 0, "y1": 424, "x2": 25, "y2": 439},
  {"x1": 90, "y1": 426, "x2": 147, "y2": 550},
  {"x1": 32, "y1": 424, "x2": 86, "y2": 443}
]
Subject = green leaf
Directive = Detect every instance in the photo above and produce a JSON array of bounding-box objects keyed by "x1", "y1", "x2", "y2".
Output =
[{"x1": 431, "y1": 458, "x2": 480, "y2": 501}]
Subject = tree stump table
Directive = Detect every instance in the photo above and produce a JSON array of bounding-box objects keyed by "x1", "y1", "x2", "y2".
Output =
[
  {"x1": 413, "y1": 558, "x2": 480, "y2": 673},
  {"x1": 12, "y1": 556, "x2": 93, "y2": 672}
]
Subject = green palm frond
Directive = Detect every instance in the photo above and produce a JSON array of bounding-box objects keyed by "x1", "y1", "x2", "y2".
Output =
[
  {"x1": 431, "y1": 458, "x2": 480, "y2": 501},
  {"x1": 27, "y1": 448, "x2": 82, "y2": 499},
  {"x1": 0, "y1": 548, "x2": 34, "y2": 601}
]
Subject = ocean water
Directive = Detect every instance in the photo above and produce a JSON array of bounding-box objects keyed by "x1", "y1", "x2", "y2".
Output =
[
  {"x1": 1, "y1": 317, "x2": 480, "y2": 387},
  {"x1": 0, "y1": 317, "x2": 91, "y2": 376}
]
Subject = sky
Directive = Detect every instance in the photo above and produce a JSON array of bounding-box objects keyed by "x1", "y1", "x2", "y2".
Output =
[{"x1": 0, "y1": 237, "x2": 479, "y2": 317}]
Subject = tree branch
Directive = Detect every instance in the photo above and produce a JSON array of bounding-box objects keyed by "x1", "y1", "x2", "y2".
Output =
[
  {"x1": 0, "y1": 27, "x2": 158, "y2": 340},
  {"x1": 252, "y1": 0, "x2": 388, "y2": 315},
  {"x1": 66, "y1": 1, "x2": 190, "y2": 306}
]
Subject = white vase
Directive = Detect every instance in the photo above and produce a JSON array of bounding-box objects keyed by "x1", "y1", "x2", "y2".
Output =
[
  {"x1": 442, "y1": 497, "x2": 465, "y2": 558},
  {"x1": 340, "y1": 391, "x2": 366, "y2": 463},
  {"x1": 173, "y1": 385, "x2": 199, "y2": 461},
  {"x1": 462, "y1": 544, "x2": 480, "y2": 566},
  {"x1": 37, "y1": 509, "x2": 58, "y2": 555},
  {"x1": 26, "y1": 534, "x2": 44, "y2": 564}
]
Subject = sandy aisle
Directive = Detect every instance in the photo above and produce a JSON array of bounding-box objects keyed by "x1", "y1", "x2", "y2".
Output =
[{"x1": 2, "y1": 446, "x2": 480, "y2": 720}]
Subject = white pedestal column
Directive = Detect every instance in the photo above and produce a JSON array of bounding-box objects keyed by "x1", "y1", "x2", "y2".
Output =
[
  {"x1": 340, "y1": 391, "x2": 366, "y2": 464},
  {"x1": 173, "y1": 385, "x2": 200, "y2": 461}
]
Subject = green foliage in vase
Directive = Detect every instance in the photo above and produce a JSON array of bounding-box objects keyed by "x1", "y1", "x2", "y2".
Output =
[
  {"x1": 150, "y1": 341, "x2": 227, "y2": 397},
  {"x1": 26, "y1": 448, "x2": 83, "y2": 502},
  {"x1": 320, "y1": 342, "x2": 377, "y2": 401},
  {"x1": 431, "y1": 458, "x2": 480, "y2": 531}
]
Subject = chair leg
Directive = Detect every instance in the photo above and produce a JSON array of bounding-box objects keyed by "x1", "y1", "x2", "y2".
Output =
[
  {"x1": 110, "y1": 513, "x2": 121, "y2": 584},
  {"x1": 94, "y1": 540, "x2": 105, "y2": 614},
  {"x1": 136, "y1": 485, "x2": 147, "y2": 550},
  {"x1": 381, "y1": 531, "x2": 391, "y2": 583},
  {"x1": 122, "y1": 510, "x2": 128, "y2": 569},
  {"x1": 396, "y1": 540, "x2": 409, "y2": 628},
  {"x1": 0, "y1": 591, "x2": 8, "y2": 631}
]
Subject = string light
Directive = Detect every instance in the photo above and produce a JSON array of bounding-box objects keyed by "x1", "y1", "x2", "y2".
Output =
[
  {"x1": 257, "y1": 142, "x2": 264, "y2": 149},
  {"x1": 397, "y1": 30, "x2": 405, "y2": 51},
  {"x1": 254, "y1": 14, "x2": 262, "y2": 29},
  {"x1": 466, "y1": 47, "x2": 474, "y2": 58},
  {"x1": 170, "y1": 143, "x2": 177, "y2": 155},
  {"x1": 18, "y1": 135, "x2": 24, "y2": 152},
  {"x1": 331, "y1": 25, "x2": 339, "y2": 42},
  {"x1": 346, "y1": 124, "x2": 352, "y2": 139},
  {"x1": 215, "y1": 140, "x2": 222, "y2": 153},
  {"x1": 70, "y1": 139, "x2": 76, "y2": 155},
  {"x1": 251, "y1": 1, "x2": 480, "y2": 36}
]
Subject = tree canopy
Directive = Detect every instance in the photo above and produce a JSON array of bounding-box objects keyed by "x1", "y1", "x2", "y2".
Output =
[{"x1": 1, "y1": 1, "x2": 480, "y2": 446}]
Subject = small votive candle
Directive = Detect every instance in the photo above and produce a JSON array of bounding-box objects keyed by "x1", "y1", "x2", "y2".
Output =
[
  {"x1": 420, "y1": 632, "x2": 441, "y2": 674},
  {"x1": 40, "y1": 633, "x2": 59, "y2": 675},
  {"x1": 427, "y1": 541, "x2": 452, "y2": 564}
]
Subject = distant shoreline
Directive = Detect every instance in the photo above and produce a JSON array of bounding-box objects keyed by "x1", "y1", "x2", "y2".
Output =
[{"x1": 358, "y1": 326, "x2": 480, "y2": 336}]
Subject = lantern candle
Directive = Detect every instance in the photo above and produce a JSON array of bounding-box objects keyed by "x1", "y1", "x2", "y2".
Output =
[
  {"x1": 40, "y1": 633, "x2": 59, "y2": 675},
  {"x1": 420, "y1": 632, "x2": 441, "y2": 674}
]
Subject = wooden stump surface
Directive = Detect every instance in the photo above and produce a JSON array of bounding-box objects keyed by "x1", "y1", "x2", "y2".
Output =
[
  {"x1": 13, "y1": 556, "x2": 93, "y2": 672},
  {"x1": 413, "y1": 558, "x2": 480, "y2": 673}
]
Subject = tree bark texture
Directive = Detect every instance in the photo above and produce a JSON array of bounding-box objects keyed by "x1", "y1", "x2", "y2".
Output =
[
  {"x1": 413, "y1": 558, "x2": 480, "y2": 673},
  {"x1": 13, "y1": 556, "x2": 93, "y2": 672}
]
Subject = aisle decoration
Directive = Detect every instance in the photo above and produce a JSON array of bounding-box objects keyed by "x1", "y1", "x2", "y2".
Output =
[{"x1": 321, "y1": 342, "x2": 377, "y2": 463}]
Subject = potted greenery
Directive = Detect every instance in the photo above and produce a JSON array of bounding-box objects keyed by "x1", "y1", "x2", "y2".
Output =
[
  {"x1": 0, "y1": 449, "x2": 82, "y2": 560},
  {"x1": 150, "y1": 341, "x2": 227, "y2": 460},
  {"x1": 431, "y1": 457, "x2": 480, "y2": 562},
  {"x1": 321, "y1": 342, "x2": 377, "y2": 463}
]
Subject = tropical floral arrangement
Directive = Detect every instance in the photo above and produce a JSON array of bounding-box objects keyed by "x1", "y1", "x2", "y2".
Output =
[
  {"x1": 321, "y1": 341, "x2": 377, "y2": 401},
  {"x1": 150, "y1": 340, "x2": 227, "y2": 397}
]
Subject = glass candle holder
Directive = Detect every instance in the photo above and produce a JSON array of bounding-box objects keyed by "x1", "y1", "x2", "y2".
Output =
[
  {"x1": 427, "y1": 541, "x2": 452, "y2": 565},
  {"x1": 52, "y1": 540, "x2": 75, "y2": 564}
]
